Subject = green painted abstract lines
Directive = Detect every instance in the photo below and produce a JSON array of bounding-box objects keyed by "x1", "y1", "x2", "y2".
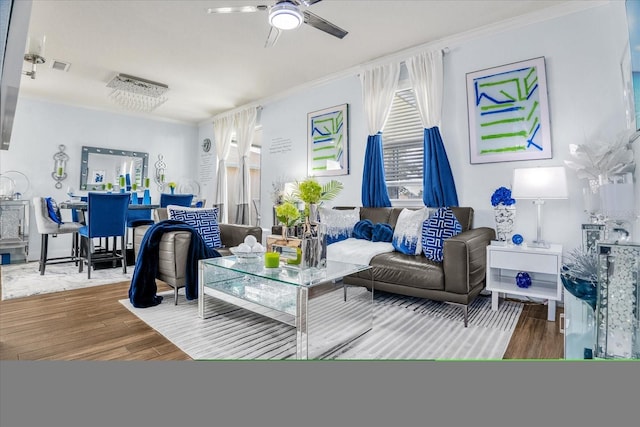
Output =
[
  {"x1": 466, "y1": 57, "x2": 552, "y2": 164},
  {"x1": 307, "y1": 103, "x2": 349, "y2": 176}
]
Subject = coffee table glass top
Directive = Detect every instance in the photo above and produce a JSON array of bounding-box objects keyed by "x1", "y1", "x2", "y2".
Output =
[{"x1": 201, "y1": 256, "x2": 370, "y2": 288}]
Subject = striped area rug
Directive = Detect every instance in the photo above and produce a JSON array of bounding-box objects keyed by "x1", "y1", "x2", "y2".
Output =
[{"x1": 119, "y1": 287, "x2": 522, "y2": 360}]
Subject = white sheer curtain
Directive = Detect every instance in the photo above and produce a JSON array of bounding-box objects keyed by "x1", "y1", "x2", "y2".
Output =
[
  {"x1": 360, "y1": 62, "x2": 401, "y2": 135},
  {"x1": 233, "y1": 106, "x2": 257, "y2": 225},
  {"x1": 213, "y1": 114, "x2": 234, "y2": 223},
  {"x1": 359, "y1": 62, "x2": 400, "y2": 207},
  {"x1": 405, "y1": 50, "x2": 443, "y2": 127}
]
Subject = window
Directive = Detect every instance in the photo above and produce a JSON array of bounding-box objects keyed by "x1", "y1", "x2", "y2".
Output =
[
  {"x1": 226, "y1": 127, "x2": 261, "y2": 225},
  {"x1": 383, "y1": 88, "x2": 424, "y2": 201}
]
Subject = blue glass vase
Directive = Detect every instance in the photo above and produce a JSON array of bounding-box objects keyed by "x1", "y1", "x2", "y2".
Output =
[
  {"x1": 130, "y1": 192, "x2": 138, "y2": 204},
  {"x1": 142, "y1": 189, "x2": 151, "y2": 205}
]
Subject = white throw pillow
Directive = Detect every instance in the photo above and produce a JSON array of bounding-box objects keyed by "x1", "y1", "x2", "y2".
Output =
[
  {"x1": 392, "y1": 207, "x2": 431, "y2": 255},
  {"x1": 318, "y1": 207, "x2": 360, "y2": 245}
]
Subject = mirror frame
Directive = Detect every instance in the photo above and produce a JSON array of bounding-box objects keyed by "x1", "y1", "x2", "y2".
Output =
[{"x1": 80, "y1": 146, "x2": 149, "y2": 191}]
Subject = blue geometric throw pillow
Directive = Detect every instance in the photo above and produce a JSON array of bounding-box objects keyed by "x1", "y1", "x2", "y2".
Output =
[
  {"x1": 392, "y1": 208, "x2": 431, "y2": 255},
  {"x1": 167, "y1": 205, "x2": 222, "y2": 249},
  {"x1": 422, "y1": 207, "x2": 462, "y2": 262},
  {"x1": 45, "y1": 197, "x2": 63, "y2": 224}
]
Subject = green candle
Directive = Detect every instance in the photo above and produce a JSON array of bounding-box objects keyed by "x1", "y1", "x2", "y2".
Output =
[
  {"x1": 144, "y1": 177, "x2": 150, "y2": 188},
  {"x1": 264, "y1": 252, "x2": 280, "y2": 268},
  {"x1": 57, "y1": 166, "x2": 63, "y2": 176},
  {"x1": 119, "y1": 175, "x2": 125, "y2": 187}
]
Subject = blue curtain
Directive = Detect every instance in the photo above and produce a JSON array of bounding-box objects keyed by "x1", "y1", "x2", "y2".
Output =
[
  {"x1": 362, "y1": 133, "x2": 392, "y2": 207},
  {"x1": 423, "y1": 126, "x2": 459, "y2": 207}
]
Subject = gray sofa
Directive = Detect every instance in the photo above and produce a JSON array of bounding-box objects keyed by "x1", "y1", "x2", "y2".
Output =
[
  {"x1": 133, "y1": 208, "x2": 262, "y2": 304},
  {"x1": 339, "y1": 207, "x2": 495, "y2": 326}
]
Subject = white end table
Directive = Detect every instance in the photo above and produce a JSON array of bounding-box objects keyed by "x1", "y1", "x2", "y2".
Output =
[{"x1": 486, "y1": 242, "x2": 563, "y2": 321}]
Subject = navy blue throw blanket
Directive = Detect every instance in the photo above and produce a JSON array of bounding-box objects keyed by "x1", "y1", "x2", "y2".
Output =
[{"x1": 129, "y1": 220, "x2": 220, "y2": 308}]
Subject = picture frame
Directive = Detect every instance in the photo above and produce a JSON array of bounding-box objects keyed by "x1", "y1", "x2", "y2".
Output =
[
  {"x1": 307, "y1": 103, "x2": 349, "y2": 176},
  {"x1": 466, "y1": 57, "x2": 552, "y2": 164}
]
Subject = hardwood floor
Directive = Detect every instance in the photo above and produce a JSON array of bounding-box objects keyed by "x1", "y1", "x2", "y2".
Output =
[{"x1": 0, "y1": 280, "x2": 564, "y2": 360}]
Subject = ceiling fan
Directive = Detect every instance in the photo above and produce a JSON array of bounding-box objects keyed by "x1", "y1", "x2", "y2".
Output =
[{"x1": 207, "y1": 0, "x2": 348, "y2": 47}]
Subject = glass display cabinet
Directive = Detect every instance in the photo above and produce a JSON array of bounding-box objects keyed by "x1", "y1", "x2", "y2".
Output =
[
  {"x1": 0, "y1": 199, "x2": 30, "y2": 263},
  {"x1": 595, "y1": 242, "x2": 640, "y2": 359}
]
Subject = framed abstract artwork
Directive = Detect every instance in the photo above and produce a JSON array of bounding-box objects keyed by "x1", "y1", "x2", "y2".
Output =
[
  {"x1": 466, "y1": 57, "x2": 552, "y2": 164},
  {"x1": 307, "y1": 103, "x2": 349, "y2": 176}
]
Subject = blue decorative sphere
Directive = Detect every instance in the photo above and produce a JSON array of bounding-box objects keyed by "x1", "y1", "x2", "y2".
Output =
[
  {"x1": 516, "y1": 271, "x2": 532, "y2": 288},
  {"x1": 512, "y1": 234, "x2": 524, "y2": 245}
]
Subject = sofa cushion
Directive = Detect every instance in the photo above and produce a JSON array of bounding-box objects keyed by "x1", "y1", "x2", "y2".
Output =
[
  {"x1": 319, "y1": 207, "x2": 360, "y2": 245},
  {"x1": 167, "y1": 205, "x2": 222, "y2": 249},
  {"x1": 367, "y1": 251, "x2": 445, "y2": 291},
  {"x1": 422, "y1": 207, "x2": 462, "y2": 262},
  {"x1": 392, "y1": 207, "x2": 430, "y2": 255}
]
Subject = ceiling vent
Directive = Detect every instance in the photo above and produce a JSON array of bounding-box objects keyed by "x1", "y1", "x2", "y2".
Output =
[{"x1": 50, "y1": 60, "x2": 71, "y2": 72}]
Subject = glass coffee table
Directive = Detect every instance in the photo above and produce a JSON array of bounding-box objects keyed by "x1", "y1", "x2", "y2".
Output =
[{"x1": 198, "y1": 256, "x2": 373, "y2": 359}]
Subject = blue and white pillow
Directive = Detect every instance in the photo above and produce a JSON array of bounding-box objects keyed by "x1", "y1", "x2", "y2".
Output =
[
  {"x1": 167, "y1": 205, "x2": 222, "y2": 249},
  {"x1": 422, "y1": 207, "x2": 462, "y2": 262},
  {"x1": 319, "y1": 207, "x2": 360, "y2": 245},
  {"x1": 45, "y1": 197, "x2": 63, "y2": 224},
  {"x1": 392, "y1": 208, "x2": 430, "y2": 255}
]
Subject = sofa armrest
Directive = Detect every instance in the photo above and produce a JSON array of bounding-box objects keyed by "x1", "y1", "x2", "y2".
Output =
[
  {"x1": 442, "y1": 227, "x2": 496, "y2": 294},
  {"x1": 219, "y1": 224, "x2": 262, "y2": 248}
]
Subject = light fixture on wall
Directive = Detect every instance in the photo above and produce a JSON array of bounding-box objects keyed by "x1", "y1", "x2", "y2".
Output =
[
  {"x1": 268, "y1": 1, "x2": 303, "y2": 30},
  {"x1": 154, "y1": 154, "x2": 167, "y2": 191},
  {"x1": 52, "y1": 144, "x2": 69, "y2": 189},
  {"x1": 23, "y1": 35, "x2": 46, "y2": 80},
  {"x1": 106, "y1": 73, "x2": 169, "y2": 112},
  {"x1": 512, "y1": 166, "x2": 568, "y2": 248}
]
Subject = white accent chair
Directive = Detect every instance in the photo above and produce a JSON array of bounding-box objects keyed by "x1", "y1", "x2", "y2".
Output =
[{"x1": 32, "y1": 197, "x2": 83, "y2": 275}]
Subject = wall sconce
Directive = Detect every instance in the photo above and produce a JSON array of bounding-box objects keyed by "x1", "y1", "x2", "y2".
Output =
[
  {"x1": 23, "y1": 35, "x2": 46, "y2": 80},
  {"x1": 154, "y1": 154, "x2": 166, "y2": 191},
  {"x1": 52, "y1": 144, "x2": 69, "y2": 189}
]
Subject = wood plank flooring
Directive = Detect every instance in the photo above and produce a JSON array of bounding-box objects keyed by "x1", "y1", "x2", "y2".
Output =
[{"x1": 0, "y1": 280, "x2": 564, "y2": 360}]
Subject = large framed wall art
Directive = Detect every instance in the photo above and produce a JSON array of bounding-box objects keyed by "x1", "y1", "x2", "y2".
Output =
[
  {"x1": 307, "y1": 103, "x2": 349, "y2": 176},
  {"x1": 466, "y1": 57, "x2": 552, "y2": 164}
]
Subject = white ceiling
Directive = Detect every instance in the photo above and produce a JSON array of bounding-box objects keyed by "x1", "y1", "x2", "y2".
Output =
[{"x1": 19, "y1": 0, "x2": 592, "y2": 125}]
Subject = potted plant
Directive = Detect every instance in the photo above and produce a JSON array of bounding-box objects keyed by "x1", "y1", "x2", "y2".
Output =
[
  {"x1": 293, "y1": 178, "x2": 343, "y2": 223},
  {"x1": 275, "y1": 201, "x2": 301, "y2": 239}
]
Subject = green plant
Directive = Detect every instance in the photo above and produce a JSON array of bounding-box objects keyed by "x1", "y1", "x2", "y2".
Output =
[
  {"x1": 294, "y1": 178, "x2": 343, "y2": 205},
  {"x1": 275, "y1": 202, "x2": 301, "y2": 227}
]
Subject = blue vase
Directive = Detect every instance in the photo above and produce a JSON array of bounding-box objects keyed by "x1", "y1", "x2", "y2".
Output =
[
  {"x1": 143, "y1": 189, "x2": 151, "y2": 205},
  {"x1": 130, "y1": 192, "x2": 138, "y2": 204}
]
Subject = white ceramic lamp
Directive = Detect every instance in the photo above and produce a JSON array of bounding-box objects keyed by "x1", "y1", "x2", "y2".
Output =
[{"x1": 512, "y1": 166, "x2": 568, "y2": 248}]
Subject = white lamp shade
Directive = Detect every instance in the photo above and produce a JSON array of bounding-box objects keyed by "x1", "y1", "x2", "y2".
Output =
[{"x1": 512, "y1": 166, "x2": 568, "y2": 199}]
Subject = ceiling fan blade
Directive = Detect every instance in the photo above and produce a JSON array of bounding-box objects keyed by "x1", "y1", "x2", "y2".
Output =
[
  {"x1": 264, "y1": 26, "x2": 282, "y2": 48},
  {"x1": 303, "y1": 10, "x2": 348, "y2": 39},
  {"x1": 206, "y1": 5, "x2": 268, "y2": 14},
  {"x1": 299, "y1": 0, "x2": 324, "y2": 6}
]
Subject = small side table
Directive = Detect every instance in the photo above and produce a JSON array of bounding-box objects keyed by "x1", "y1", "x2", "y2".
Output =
[{"x1": 486, "y1": 242, "x2": 563, "y2": 321}]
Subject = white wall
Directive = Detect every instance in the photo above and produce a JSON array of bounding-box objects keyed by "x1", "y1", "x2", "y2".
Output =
[
  {"x1": 259, "y1": 1, "x2": 637, "y2": 254},
  {"x1": 0, "y1": 97, "x2": 198, "y2": 260}
]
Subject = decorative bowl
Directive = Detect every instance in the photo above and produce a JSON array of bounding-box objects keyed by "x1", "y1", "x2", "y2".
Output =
[
  {"x1": 561, "y1": 271, "x2": 597, "y2": 311},
  {"x1": 229, "y1": 246, "x2": 265, "y2": 261}
]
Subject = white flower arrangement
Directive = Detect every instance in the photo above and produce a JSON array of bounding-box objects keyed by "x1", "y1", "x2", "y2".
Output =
[{"x1": 564, "y1": 129, "x2": 639, "y2": 180}]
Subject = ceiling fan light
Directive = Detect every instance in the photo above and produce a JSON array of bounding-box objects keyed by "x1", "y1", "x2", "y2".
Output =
[{"x1": 269, "y1": 2, "x2": 303, "y2": 30}]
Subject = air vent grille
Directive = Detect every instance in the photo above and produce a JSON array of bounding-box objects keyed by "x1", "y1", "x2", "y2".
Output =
[{"x1": 50, "y1": 60, "x2": 71, "y2": 72}]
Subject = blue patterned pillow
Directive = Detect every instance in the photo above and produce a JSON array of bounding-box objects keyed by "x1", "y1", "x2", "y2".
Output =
[
  {"x1": 392, "y1": 208, "x2": 430, "y2": 255},
  {"x1": 319, "y1": 207, "x2": 360, "y2": 245},
  {"x1": 167, "y1": 205, "x2": 222, "y2": 249},
  {"x1": 45, "y1": 197, "x2": 63, "y2": 224},
  {"x1": 422, "y1": 207, "x2": 462, "y2": 262}
]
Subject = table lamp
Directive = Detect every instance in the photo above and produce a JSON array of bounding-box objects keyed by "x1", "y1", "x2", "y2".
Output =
[{"x1": 512, "y1": 166, "x2": 568, "y2": 248}]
